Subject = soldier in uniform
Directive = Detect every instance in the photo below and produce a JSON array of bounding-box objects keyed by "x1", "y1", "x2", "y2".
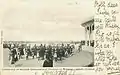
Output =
[
  {"x1": 9, "y1": 44, "x2": 18, "y2": 64},
  {"x1": 57, "y1": 45, "x2": 62, "y2": 61},
  {"x1": 44, "y1": 47, "x2": 49, "y2": 60},
  {"x1": 53, "y1": 49, "x2": 57, "y2": 62},
  {"x1": 69, "y1": 45, "x2": 73, "y2": 56},
  {"x1": 25, "y1": 44, "x2": 31, "y2": 60},
  {"x1": 39, "y1": 44, "x2": 45, "y2": 60},
  {"x1": 37, "y1": 45, "x2": 40, "y2": 61},
  {"x1": 17, "y1": 44, "x2": 21, "y2": 60},
  {"x1": 67, "y1": 44, "x2": 71, "y2": 56},
  {"x1": 64, "y1": 45, "x2": 68, "y2": 57},
  {"x1": 61, "y1": 44, "x2": 65, "y2": 57},
  {"x1": 47, "y1": 45, "x2": 52, "y2": 59},
  {"x1": 59, "y1": 49, "x2": 63, "y2": 61},
  {"x1": 17, "y1": 44, "x2": 24, "y2": 59},
  {"x1": 43, "y1": 55, "x2": 53, "y2": 67},
  {"x1": 31, "y1": 44, "x2": 37, "y2": 59},
  {"x1": 78, "y1": 43, "x2": 82, "y2": 52},
  {"x1": 43, "y1": 44, "x2": 46, "y2": 60}
]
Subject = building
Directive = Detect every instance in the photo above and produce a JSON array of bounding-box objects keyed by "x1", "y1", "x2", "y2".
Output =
[{"x1": 81, "y1": 18, "x2": 94, "y2": 53}]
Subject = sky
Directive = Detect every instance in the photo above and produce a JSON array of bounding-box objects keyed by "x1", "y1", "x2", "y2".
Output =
[{"x1": 0, "y1": 0, "x2": 94, "y2": 41}]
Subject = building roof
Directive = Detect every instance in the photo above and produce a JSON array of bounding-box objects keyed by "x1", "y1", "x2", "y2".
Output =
[{"x1": 81, "y1": 18, "x2": 94, "y2": 27}]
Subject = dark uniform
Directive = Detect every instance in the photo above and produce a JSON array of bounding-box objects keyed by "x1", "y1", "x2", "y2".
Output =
[
  {"x1": 78, "y1": 44, "x2": 82, "y2": 52},
  {"x1": 47, "y1": 45, "x2": 52, "y2": 59},
  {"x1": 17, "y1": 45, "x2": 24, "y2": 59},
  {"x1": 43, "y1": 56, "x2": 53, "y2": 67},
  {"x1": 61, "y1": 45, "x2": 65, "y2": 57},
  {"x1": 39, "y1": 45, "x2": 45, "y2": 60},
  {"x1": 41, "y1": 45, "x2": 45, "y2": 60},
  {"x1": 10, "y1": 48, "x2": 18, "y2": 64},
  {"x1": 25, "y1": 46, "x2": 31, "y2": 60},
  {"x1": 67, "y1": 44, "x2": 71, "y2": 55},
  {"x1": 31, "y1": 47, "x2": 36, "y2": 59}
]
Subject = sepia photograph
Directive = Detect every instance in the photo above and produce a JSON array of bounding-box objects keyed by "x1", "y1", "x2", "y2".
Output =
[{"x1": 1, "y1": 0, "x2": 94, "y2": 67}]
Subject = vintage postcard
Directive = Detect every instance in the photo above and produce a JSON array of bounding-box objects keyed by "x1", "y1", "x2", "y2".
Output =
[
  {"x1": 0, "y1": 0, "x2": 120, "y2": 75},
  {"x1": 1, "y1": 0, "x2": 94, "y2": 67}
]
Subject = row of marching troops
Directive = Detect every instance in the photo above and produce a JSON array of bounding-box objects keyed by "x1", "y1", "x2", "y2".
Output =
[{"x1": 5, "y1": 43, "x2": 82, "y2": 65}]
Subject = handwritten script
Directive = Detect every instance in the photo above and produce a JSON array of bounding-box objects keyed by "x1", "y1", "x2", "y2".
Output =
[{"x1": 95, "y1": 0, "x2": 120, "y2": 74}]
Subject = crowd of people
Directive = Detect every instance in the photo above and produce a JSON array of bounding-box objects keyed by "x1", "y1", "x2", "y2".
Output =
[{"x1": 3, "y1": 43, "x2": 82, "y2": 67}]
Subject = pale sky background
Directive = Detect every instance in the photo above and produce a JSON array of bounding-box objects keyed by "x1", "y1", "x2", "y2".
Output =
[{"x1": 0, "y1": 0, "x2": 94, "y2": 41}]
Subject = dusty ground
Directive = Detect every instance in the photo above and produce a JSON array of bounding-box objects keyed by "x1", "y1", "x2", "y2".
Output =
[{"x1": 3, "y1": 48, "x2": 94, "y2": 67}]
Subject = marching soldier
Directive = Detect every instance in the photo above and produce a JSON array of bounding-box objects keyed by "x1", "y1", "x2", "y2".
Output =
[
  {"x1": 17, "y1": 44, "x2": 24, "y2": 59},
  {"x1": 17, "y1": 45, "x2": 21, "y2": 60},
  {"x1": 53, "y1": 49, "x2": 57, "y2": 62},
  {"x1": 78, "y1": 43, "x2": 82, "y2": 52},
  {"x1": 37, "y1": 45, "x2": 41, "y2": 61},
  {"x1": 61, "y1": 44, "x2": 65, "y2": 57},
  {"x1": 31, "y1": 44, "x2": 37, "y2": 59},
  {"x1": 39, "y1": 44, "x2": 45, "y2": 60},
  {"x1": 67, "y1": 44, "x2": 71, "y2": 55},
  {"x1": 69, "y1": 45, "x2": 73, "y2": 56},
  {"x1": 25, "y1": 44, "x2": 31, "y2": 60},
  {"x1": 47, "y1": 45, "x2": 52, "y2": 59},
  {"x1": 9, "y1": 44, "x2": 18, "y2": 65},
  {"x1": 42, "y1": 44, "x2": 46, "y2": 59},
  {"x1": 44, "y1": 48, "x2": 49, "y2": 60}
]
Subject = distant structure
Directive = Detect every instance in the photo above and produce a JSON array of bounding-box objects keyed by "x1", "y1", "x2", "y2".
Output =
[
  {"x1": 1, "y1": 30, "x2": 3, "y2": 44},
  {"x1": 81, "y1": 18, "x2": 94, "y2": 52}
]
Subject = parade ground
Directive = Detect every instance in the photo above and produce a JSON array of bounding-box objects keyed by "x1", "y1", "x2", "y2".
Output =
[{"x1": 3, "y1": 48, "x2": 94, "y2": 67}]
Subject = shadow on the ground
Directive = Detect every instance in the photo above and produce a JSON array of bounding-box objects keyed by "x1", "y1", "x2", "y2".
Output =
[
  {"x1": 83, "y1": 62, "x2": 94, "y2": 67},
  {"x1": 15, "y1": 64, "x2": 23, "y2": 67}
]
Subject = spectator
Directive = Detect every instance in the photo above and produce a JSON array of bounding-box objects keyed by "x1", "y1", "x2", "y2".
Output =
[{"x1": 43, "y1": 56, "x2": 53, "y2": 67}]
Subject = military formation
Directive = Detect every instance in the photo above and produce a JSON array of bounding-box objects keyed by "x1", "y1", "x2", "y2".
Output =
[{"x1": 3, "y1": 43, "x2": 82, "y2": 67}]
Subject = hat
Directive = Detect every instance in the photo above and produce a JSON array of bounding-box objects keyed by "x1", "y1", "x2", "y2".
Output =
[{"x1": 11, "y1": 44, "x2": 14, "y2": 48}]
